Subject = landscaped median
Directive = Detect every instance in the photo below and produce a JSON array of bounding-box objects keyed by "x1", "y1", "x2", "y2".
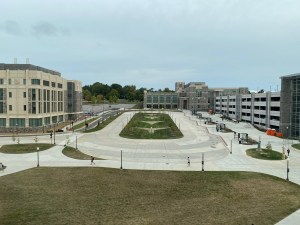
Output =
[
  {"x1": 246, "y1": 148, "x2": 287, "y2": 160},
  {"x1": 0, "y1": 168, "x2": 300, "y2": 225},
  {"x1": 83, "y1": 112, "x2": 123, "y2": 133},
  {"x1": 62, "y1": 146, "x2": 102, "y2": 160},
  {"x1": 120, "y1": 112, "x2": 183, "y2": 139},
  {"x1": 0, "y1": 143, "x2": 55, "y2": 154}
]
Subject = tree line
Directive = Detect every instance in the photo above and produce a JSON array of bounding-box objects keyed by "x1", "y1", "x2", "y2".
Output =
[{"x1": 83, "y1": 82, "x2": 174, "y2": 103}]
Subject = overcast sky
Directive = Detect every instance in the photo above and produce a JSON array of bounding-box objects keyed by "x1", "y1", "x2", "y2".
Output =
[{"x1": 1, "y1": 0, "x2": 300, "y2": 91}]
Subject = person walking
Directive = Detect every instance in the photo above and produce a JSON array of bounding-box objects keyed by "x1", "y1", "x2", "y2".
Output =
[
  {"x1": 187, "y1": 157, "x2": 190, "y2": 167},
  {"x1": 91, "y1": 156, "x2": 95, "y2": 165}
]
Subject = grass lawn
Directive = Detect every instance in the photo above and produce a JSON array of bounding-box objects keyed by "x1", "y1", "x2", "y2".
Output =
[
  {"x1": 0, "y1": 143, "x2": 55, "y2": 154},
  {"x1": 292, "y1": 144, "x2": 300, "y2": 150},
  {"x1": 246, "y1": 148, "x2": 286, "y2": 160},
  {"x1": 62, "y1": 146, "x2": 102, "y2": 160},
  {"x1": 120, "y1": 112, "x2": 183, "y2": 139},
  {"x1": 83, "y1": 112, "x2": 123, "y2": 133},
  {"x1": 1, "y1": 168, "x2": 300, "y2": 225}
]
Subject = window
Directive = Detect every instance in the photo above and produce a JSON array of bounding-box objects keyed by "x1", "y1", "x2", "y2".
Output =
[
  {"x1": 52, "y1": 82, "x2": 56, "y2": 87},
  {"x1": 43, "y1": 80, "x2": 49, "y2": 86},
  {"x1": 24, "y1": 105, "x2": 26, "y2": 111},
  {"x1": 23, "y1": 92, "x2": 26, "y2": 98},
  {"x1": 9, "y1": 105, "x2": 12, "y2": 111},
  {"x1": 0, "y1": 79, "x2": 3, "y2": 84},
  {"x1": 9, "y1": 118, "x2": 25, "y2": 127},
  {"x1": 9, "y1": 92, "x2": 12, "y2": 98},
  {"x1": 0, "y1": 118, "x2": 6, "y2": 126},
  {"x1": 8, "y1": 79, "x2": 11, "y2": 85},
  {"x1": 58, "y1": 83, "x2": 63, "y2": 88},
  {"x1": 23, "y1": 79, "x2": 26, "y2": 85},
  {"x1": 31, "y1": 79, "x2": 40, "y2": 85}
]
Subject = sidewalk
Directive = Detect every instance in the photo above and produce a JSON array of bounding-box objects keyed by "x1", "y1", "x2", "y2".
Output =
[{"x1": 0, "y1": 110, "x2": 299, "y2": 224}]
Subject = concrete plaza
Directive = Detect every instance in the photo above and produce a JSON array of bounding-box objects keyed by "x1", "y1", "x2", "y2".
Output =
[{"x1": 0, "y1": 110, "x2": 299, "y2": 224}]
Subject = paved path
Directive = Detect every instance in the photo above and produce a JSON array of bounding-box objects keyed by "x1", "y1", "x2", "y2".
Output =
[{"x1": 0, "y1": 110, "x2": 299, "y2": 224}]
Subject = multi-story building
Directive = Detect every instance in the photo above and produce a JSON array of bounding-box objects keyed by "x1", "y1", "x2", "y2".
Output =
[
  {"x1": 216, "y1": 92, "x2": 281, "y2": 130},
  {"x1": 143, "y1": 91, "x2": 178, "y2": 109},
  {"x1": 208, "y1": 87, "x2": 249, "y2": 112},
  {"x1": 280, "y1": 74, "x2": 300, "y2": 138},
  {"x1": 144, "y1": 82, "x2": 247, "y2": 114},
  {"x1": 177, "y1": 82, "x2": 209, "y2": 113},
  {"x1": 0, "y1": 63, "x2": 82, "y2": 132}
]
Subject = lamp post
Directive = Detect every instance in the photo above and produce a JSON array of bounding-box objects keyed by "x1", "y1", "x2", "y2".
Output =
[
  {"x1": 37, "y1": 147, "x2": 40, "y2": 167},
  {"x1": 286, "y1": 157, "x2": 290, "y2": 181},
  {"x1": 286, "y1": 126, "x2": 289, "y2": 153},
  {"x1": 202, "y1": 152, "x2": 204, "y2": 172},
  {"x1": 53, "y1": 123, "x2": 56, "y2": 144},
  {"x1": 120, "y1": 150, "x2": 123, "y2": 169},
  {"x1": 76, "y1": 135, "x2": 78, "y2": 150}
]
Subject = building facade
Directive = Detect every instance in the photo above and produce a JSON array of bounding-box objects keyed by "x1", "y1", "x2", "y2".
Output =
[
  {"x1": 215, "y1": 92, "x2": 281, "y2": 131},
  {"x1": 144, "y1": 81, "x2": 247, "y2": 113},
  {"x1": 280, "y1": 74, "x2": 300, "y2": 138},
  {"x1": 0, "y1": 63, "x2": 82, "y2": 131},
  {"x1": 143, "y1": 91, "x2": 178, "y2": 109}
]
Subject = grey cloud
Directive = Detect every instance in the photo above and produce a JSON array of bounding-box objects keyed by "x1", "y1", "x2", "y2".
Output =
[
  {"x1": 2, "y1": 20, "x2": 23, "y2": 35},
  {"x1": 31, "y1": 22, "x2": 71, "y2": 37}
]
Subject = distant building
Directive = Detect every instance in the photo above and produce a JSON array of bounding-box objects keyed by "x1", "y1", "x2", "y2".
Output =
[
  {"x1": 144, "y1": 81, "x2": 247, "y2": 114},
  {"x1": 177, "y1": 82, "x2": 209, "y2": 113},
  {"x1": 143, "y1": 91, "x2": 178, "y2": 109},
  {"x1": 0, "y1": 63, "x2": 82, "y2": 131},
  {"x1": 215, "y1": 92, "x2": 281, "y2": 130}
]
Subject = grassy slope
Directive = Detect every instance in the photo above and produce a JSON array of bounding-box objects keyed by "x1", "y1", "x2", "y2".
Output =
[{"x1": 1, "y1": 168, "x2": 300, "y2": 225}]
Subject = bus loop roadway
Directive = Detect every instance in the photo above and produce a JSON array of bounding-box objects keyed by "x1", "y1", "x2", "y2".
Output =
[{"x1": 77, "y1": 111, "x2": 229, "y2": 167}]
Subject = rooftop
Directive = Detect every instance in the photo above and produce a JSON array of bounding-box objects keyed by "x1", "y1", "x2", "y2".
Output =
[{"x1": 0, "y1": 63, "x2": 61, "y2": 76}]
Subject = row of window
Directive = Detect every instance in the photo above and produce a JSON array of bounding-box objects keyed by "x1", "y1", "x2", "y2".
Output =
[
  {"x1": 0, "y1": 115, "x2": 64, "y2": 127},
  {"x1": 0, "y1": 78, "x2": 63, "y2": 88}
]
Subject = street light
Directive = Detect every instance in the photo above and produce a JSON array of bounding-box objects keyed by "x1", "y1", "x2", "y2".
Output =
[
  {"x1": 286, "y1": 157, "x2": 290, "y2": 181},
  {"x1": 37, "y1": 147, "x2": 40, "y2": 167},
  {"x1": 286, "y1": 126, "x2": 289, "y2": 153},
  {"x1": 53, "y1": 123, "x2": 56, "y2": 144}
]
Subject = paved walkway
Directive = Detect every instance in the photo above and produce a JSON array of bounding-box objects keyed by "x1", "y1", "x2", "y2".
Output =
[{"x1": 0, "y1": 110, "x2": 299, "y2": 224}]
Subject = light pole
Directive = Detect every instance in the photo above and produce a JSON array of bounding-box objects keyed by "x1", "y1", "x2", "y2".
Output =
[
  {"x1": 202, "y1": 152, "x2": 204, "y2": 172},
  {"x1": 120, "y1": 150, "x2": 123, "y2": 169},
  {"x1": 37, "y1": 147, "x2": 40, "y2": 167},
  {"x1": 286, "y1": 126, "x2": 289, "y2": 153},
  {"x1": 286, "y1": 157, "x2": 290, "y2": 181},
  {"x1": 53, "y1": 123, "x2": 56, "y2": 144},
  {"x1": 76, "y1": 135, "x2": 78, "y2": 150}
]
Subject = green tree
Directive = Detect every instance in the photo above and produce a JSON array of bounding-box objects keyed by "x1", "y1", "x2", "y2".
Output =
[
  {"x1": 83, "y1": 89, "x2": 92, "y2": 101},
  {"x1": 107, "y1": 89, "x2": 120, "y2": 103},
  {"x1": 91, "y1": 96, "x2": 97, "y2": 104},
  {"x1": 136, "y1": 87, "x2": 146, "y2": 101},
  {"x1": 97, "y1": 94, "x2": 104, "y2": 103}
]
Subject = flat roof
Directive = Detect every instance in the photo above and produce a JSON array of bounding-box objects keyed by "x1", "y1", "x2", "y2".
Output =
[
  {"x1": 0, "y1": 63, "x2": 61, "y2": 76},
  {"x1": 280, "y1": 73, "x2": 300, "y2": 79}
]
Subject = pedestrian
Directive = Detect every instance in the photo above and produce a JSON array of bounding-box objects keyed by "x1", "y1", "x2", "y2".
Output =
[
  {"x1": 91, "y1": 156, "x2": 95, "y2": 165},
  {"x1": 187, "y1": 157, "x2": 190, "y2": 167}
]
